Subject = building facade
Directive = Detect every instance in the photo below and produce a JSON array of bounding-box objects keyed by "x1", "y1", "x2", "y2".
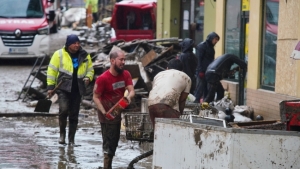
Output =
[
  {"x1": 217, "y1": 0, "x2": 300, "y2": 120},
  {"x1": 157, "y1": 0, "x2": 300, "y2": 120}
]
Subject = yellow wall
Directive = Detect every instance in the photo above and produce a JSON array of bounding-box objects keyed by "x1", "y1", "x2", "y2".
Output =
[
  {"x1": 156, "y1": 0, "x2": 180, "y2": 39},
  {"x1": 247, "y1": 0, "x2": 263, "y2": 89},
  {"x1": 214, "y1": 0, "x2": 225, "y2": 57},
  {"x1": 203, "y1": 0, "x2": 217, "y2": 41},
  {"x1": 156, "y1": 0, "x2": 164, "y2": 39},
  {"x1": 169, "y1": 0, "x2": 180, "y2": 37}
]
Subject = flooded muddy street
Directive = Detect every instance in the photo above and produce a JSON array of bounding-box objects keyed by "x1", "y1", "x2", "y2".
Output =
[
  {"x1": 0, "y1": 63, "x2": 152, "y2": 169},
  {"x1": 0, "y1": 29, "x2": 152, "y2": 169},
  {"x1": 0, "y1": 115, "x2": 153, "y2": 169}
]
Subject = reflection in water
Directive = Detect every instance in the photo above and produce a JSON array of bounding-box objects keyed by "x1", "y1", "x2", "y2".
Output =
[
  {"x1": 58, "y1": 146, "x2": 77, "y2": 169},
  {"x1": 0, "y1": 116, "x2": 152, "y2": 169}
]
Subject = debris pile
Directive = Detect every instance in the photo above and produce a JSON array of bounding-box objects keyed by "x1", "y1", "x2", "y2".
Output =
[
  {"x1": 20, "y1": 32, "x2": 263, "y2": 129},
  {"x1": 60, "y1": 7, "x2": 86, "y2": 29},
  {"x1": 83, "y1": 37, "x2": 182, "y2": 105},
  {"x1": 75, "y1": 22, "x2": 112, "y2": 49},
  {"x1": 21, "y1": 37, "x2": 183, "y2": 110}
]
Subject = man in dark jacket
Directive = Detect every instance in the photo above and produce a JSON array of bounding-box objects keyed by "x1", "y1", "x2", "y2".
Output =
[
  {"x1": 179, "y1": 38, "x2": 198, "y2": 92},
  {"x1": 204, "y1": 54, "x2": 247, "y2": 103},
  {"x1": 194, "y1": 32, "x2": 220, "y2": 103}
]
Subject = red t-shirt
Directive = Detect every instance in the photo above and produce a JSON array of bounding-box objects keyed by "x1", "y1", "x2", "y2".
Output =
[{"x1": 95, "y1": 70, "x2": 133, "y2": 123}]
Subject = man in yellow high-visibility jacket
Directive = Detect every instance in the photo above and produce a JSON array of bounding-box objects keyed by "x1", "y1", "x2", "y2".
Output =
[
  {"x1": 85, "y1": 0, "x2": 99, "y2": 23},
  {"x1": 47, "y1": 34, "x2": 94, "y2": 145}
]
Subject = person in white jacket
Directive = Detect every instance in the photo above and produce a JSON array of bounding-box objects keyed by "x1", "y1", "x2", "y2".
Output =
[{"x1": 148, "y1": 59, "x2": 191, "y2": 128}]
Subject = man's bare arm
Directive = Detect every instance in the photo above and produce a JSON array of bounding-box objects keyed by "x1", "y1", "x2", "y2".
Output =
[
  {"x1": 125, "y1": 85, "x2": 135, "y2": 104},
  {"x1": 92, "y1": 85, "x2": 106, "y2": 115}
]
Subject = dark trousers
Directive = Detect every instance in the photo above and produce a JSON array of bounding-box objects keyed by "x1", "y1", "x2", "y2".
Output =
[
  {"x1": 58, "y1": 90, "x2": 81, "y2": 127},
  {"x1": 190, "y1": 77, "x2": 196, "y2": 94},
  {"x1": 204, "y1": 81, "x2": 224, "y2": 103},
  {"x1": 194, "y1": 76, "x2": 208, "y2": 103},
  {"x1": 148, "y1": 104, "x2": 181, "y2": 128},
  {"x1": 92, "y1": 12, "x2": 98, "y2": 23},
  {"x1": 100, "y1": 122, "x2": 121, "y2": 156}
]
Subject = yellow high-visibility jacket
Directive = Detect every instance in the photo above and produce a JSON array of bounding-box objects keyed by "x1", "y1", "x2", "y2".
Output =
[
  {"x1": 47, "y1": 47, "x2": 94, "y2": 95},
  {"x1": 85, "y1": 0, "x2": 98, "y2": 13}
]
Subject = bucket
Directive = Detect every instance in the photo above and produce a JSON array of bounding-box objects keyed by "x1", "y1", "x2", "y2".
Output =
[{"x1": 105, "y1": 97, "x2": 129, "y2": 120}]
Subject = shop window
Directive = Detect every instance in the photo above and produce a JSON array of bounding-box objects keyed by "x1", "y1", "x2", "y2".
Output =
[
  {"x1": 180, "y1": 0, "x2": 204, "y2": 45},
  {"x1": 224, "y1": 0, "x2": 241, "y2": 81},
  {"x1": 181, "y1": 0, "x2": 191, "y2": 39},
  {"x1": 261, "y1": 0, "x2": 279, "y2": 90},
  {"x1": 194, "y1": 0, "x2": 204, "y2": 45}
]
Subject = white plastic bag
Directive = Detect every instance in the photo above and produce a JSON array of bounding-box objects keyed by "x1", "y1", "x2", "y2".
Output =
[{"x1": 290, "y1": 41, "x2": 300, "y2": 60}]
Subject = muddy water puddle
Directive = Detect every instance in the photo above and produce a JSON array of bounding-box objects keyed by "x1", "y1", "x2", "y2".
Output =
[{"x1": 0, "y1": 116, "x2": 152, "y2": 169}]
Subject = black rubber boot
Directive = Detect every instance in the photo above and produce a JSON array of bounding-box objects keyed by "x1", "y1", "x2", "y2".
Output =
[
  {"x1": 58, "y1": 119, "x2": 67, "y2": 144},
  {"x1": 103, "y1": 153, "x2": 113, "y2": 169},
  {"x1": 68, "y1": 121, "x2": 78, "y2": 145}
]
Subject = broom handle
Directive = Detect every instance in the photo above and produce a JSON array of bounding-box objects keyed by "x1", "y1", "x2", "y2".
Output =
[{"x1": 47, "y1": 80, "x2": 63, "y2": 99}]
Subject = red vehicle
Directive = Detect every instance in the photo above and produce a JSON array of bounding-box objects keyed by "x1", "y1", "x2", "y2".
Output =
[
  {"x1": 110, "y1": 0, "x2": 157, "y2": 42},
  {"x1": 0, "y1": 0, "x2": 59, "y2": 59}
]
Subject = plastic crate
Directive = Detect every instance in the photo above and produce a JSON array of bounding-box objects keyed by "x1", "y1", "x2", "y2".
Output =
[
  {"x1": 179, "y1": 108, "x2": 199, "y2": 119},
  {"x1": 124, "y1": 113, "x2": 154, "y2": 142},
  {"x1": 184, "y1": 103, "x2": 200, "y2": 115}
]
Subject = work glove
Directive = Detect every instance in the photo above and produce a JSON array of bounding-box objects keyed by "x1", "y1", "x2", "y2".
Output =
[
  {"x1": 83, "y1": 77, "x2": 90, "y2": 86},
  {"x1": 200, "y1": 102, "x2": 210, "y2": 110},
  {"x1": 199, "y1": 72, "x2": 205, "y2": 79}
]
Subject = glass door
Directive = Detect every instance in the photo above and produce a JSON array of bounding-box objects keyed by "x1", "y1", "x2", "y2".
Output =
[{"x1": 181, "y1": 0, "x2": 191, "y2": 39}]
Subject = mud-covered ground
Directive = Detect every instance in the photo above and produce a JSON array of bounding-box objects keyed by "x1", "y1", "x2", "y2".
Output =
[
  {"x1": 0, "y1": 29, "x2": 153, "y2": 169},
  {"x1": 0, "y1": 116, "x2": 152, "y2": 169}
]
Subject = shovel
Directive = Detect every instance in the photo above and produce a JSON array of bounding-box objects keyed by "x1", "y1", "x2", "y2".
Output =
[{"x1": 34, "y1": 80, "x2": 63, "y2": 113}]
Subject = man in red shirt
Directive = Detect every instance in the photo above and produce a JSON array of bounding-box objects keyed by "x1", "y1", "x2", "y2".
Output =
[{"x1": 93, "y1": 49, "x2": 135, "y2": 169}]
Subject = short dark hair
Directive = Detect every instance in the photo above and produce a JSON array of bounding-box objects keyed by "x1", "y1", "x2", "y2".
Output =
[
  {"x1": 167, "y1": 58, "x2": 183, "y2": 71},
  {"x1": 109, "y1": 51, "x2": 119, "y2": 59}
]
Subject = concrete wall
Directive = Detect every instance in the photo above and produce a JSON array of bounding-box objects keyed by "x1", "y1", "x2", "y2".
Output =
[
  {"x1": 156, "y1": 0, "x2": 180, "y2": 39},
  {"x1": 153, "y1": 119, "x2": 300, "y2": 169}
]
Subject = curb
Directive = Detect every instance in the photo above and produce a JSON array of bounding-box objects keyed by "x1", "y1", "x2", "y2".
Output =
[{"x1": 0, "y1": 112, "x2": 59, "y2": 117}]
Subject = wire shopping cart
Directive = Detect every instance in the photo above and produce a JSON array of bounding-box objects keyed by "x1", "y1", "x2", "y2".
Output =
[
  {"x1": 124, "y1": 103, "x2": 200, "y2": 169},
  {"x1": 124, "y1": 113, "x2": 154, "y2": 142},
  {"x1": 124, "y1": 112, "x2": 153, "y2": 169}
]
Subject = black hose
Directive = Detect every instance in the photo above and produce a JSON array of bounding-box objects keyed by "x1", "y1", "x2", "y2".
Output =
[{"x1": 127, "y1": 149, "x2": 153, "y2": 169}]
